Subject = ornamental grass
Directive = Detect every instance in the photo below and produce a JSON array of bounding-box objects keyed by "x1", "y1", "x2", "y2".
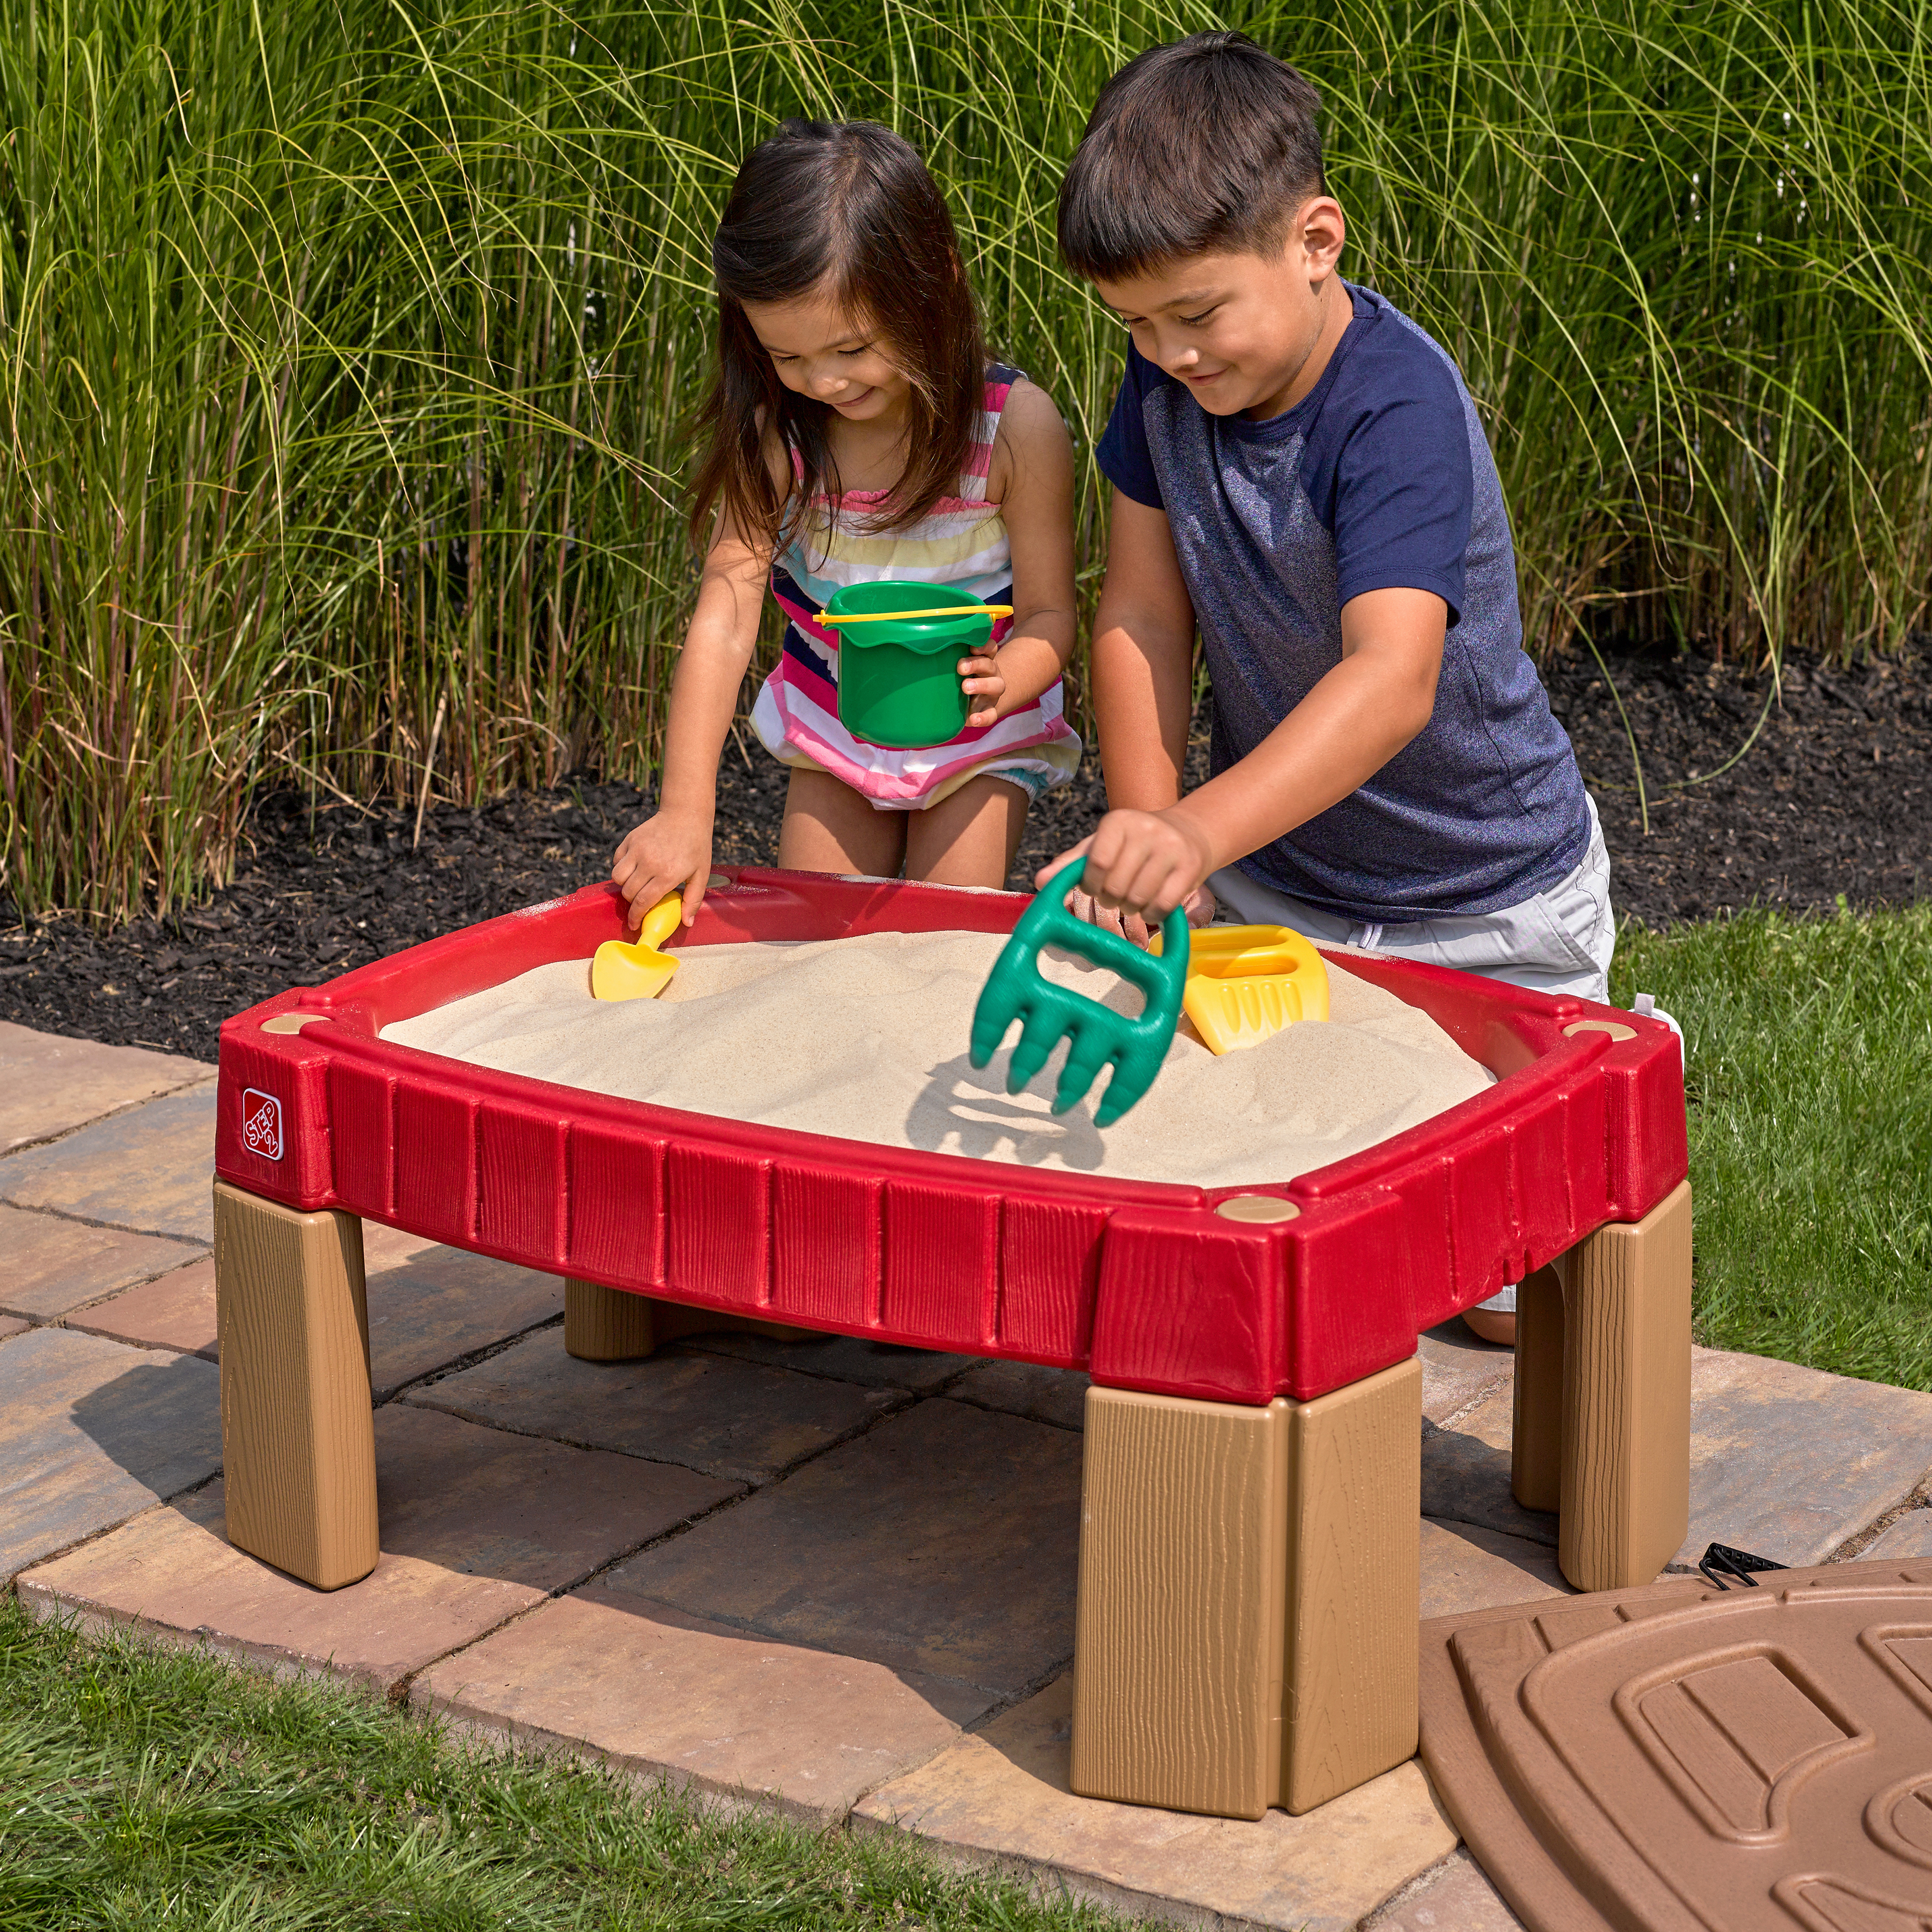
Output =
[{"x1": 3, "y1": 0, "x2": 1928, "y2": 916}]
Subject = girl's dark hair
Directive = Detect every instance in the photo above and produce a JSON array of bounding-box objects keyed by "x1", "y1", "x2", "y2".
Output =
[
  {"x1": 1058, "y1": 33, "x2": 1326, "y2": 283},
  {"x1": 689, "y1": 120, "x2": 986, "y2": 551}
]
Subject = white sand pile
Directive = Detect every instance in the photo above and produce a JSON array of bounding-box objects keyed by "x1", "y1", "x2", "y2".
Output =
[{"x1": 382, "y1": 928, "x2": 1493, "y2": 1190}]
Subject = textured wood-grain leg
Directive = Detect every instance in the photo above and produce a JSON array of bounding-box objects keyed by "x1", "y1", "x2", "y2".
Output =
[
  {"x1": 213, "y1": 1180, "x2": 377, "y2": 1591},
  {"x1": 1070, "y1": 1359, "x2": 1420, "y2": 1820},
  {"x1": 1071, "y1": 1386, "x2": 1289, "y2": 1819},
  {"x1": 564, "y1": 1276, "x2": 657, "y2": 1359},
  {"x1": 1282, "y1": 1357, "x2": 1421, "y2": 1813},
  {"x1": 564, "y1": 1277, "x2": 817, "y2": 1361},
  {"x1": 1511, "y1": 1265, "x2": 1565, "y2": 1513},
  {"x1": 1556, "y1": 1179, "x2": 1694, "y2": 1591}
]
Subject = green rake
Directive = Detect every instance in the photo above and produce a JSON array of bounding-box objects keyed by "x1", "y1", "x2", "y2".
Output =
[{"x1": 969, "y1": 857, "x2": 1188, "y2": 1127}]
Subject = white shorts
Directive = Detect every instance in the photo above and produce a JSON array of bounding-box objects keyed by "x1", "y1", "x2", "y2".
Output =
[
  {"x1": 1207, "y1": 794, "x2": 1616, "y2": 1007},
  {"x1": 1209, "y1": 795, "x2": 1617, "y2": 1318}
]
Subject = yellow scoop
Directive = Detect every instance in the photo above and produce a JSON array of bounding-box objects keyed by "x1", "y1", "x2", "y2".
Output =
[
  {"x1": 591, "y1": 893, "x2": 683, "y2": 1002},
  {"x1": 1153, "y1": 923, "x2": 1330, "y2": 1053}
]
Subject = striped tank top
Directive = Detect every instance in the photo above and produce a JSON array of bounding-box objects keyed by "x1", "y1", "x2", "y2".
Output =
[{"x1": 749, "y1": 364, "x2": 1082, "y2": 810}]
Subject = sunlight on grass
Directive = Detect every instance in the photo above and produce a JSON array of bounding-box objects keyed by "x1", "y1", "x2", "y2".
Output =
[
  {"x1": 0, "y1": 1601, "x2": 1135, "y2": 1932},
  {"x1": 1615, "y1": 902, "x2": 1932, "y2": 1391}
]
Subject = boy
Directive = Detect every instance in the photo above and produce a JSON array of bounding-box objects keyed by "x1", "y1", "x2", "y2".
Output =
[{"x1": 1045, "y1": 31, "x2": 1613, "y2": 1007}]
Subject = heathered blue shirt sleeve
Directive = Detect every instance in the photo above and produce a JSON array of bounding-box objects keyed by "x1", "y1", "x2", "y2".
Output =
[
  {"x1": 1321, "y1": 344, "x2": 1473, "y2": 622},
  {"x1": 1085, "y1": 285, "x2": 1589, "y2": 921},
  {"x1": 1095, "y1": 343, "x2": 1165, "y2": 509}
]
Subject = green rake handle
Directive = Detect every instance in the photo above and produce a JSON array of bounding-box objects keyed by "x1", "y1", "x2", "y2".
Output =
[{"x1": 968, "y1": 857, "x2": 1188, "y2": 1128}]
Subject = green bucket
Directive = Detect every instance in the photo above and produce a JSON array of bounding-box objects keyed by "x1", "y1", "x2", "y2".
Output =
[{"x1": 825, "y1": 580, "x2": 992, "y2": 750}]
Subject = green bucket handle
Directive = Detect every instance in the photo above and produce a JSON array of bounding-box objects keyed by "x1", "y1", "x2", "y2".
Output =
[{"x1": 968, "y1": 857, "x2": 1188, "y2": 1128}]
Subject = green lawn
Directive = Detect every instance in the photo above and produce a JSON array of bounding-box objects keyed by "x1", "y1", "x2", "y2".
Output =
[
  {"x1": 0, "y1": 1602, "x2": 1129, "y2": 1932},
  {"x1": 1612, "y1": 901, "x2": 1932, "y2": 1392}
]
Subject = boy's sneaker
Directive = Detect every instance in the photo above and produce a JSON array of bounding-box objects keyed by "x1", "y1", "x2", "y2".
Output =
[{"x1": 1632, "y1": 990, "x2": 1684, "y2": 1046}]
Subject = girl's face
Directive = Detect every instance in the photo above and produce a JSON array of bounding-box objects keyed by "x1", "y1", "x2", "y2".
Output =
[{"x1": 741, "y1": 285, "x2": 912, "y2": 427}]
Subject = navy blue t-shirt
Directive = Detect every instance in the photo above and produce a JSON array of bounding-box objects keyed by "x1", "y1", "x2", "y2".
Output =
[{"x1": 1097, "y1": 284, "x2": 1589, "y2": 922}]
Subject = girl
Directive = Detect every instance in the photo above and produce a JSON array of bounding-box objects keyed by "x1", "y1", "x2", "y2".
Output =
[{"x1": 611, "y1": 120, "x2": 1081, "y2": 931}]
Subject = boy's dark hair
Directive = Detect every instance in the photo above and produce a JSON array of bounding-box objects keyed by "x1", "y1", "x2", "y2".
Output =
[
  {"x1": 690, "y1": 120, "x2": 986, "y2": 551},
  {"x1": 1058, "y1": 33, "x2": 1326, "y2": 283}
]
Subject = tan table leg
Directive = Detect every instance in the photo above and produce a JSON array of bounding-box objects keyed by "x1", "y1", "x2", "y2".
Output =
[
  {"x1": 563, "y1": 1277, "x2": 818, "y2": 1361},
  {"x1": 1071, "y1": 1358, "x2": 1421, "y2": 1820},
  {"x1": 1511, "y1": 1264, "x2": 1565, "y2": 1512},
  {"x1": 213, "y1": 1180, "x2": 378, "y2": 1591},
  {"x1": 1554, "y1": 1178, "x2": 1694, "y2": 1591}
]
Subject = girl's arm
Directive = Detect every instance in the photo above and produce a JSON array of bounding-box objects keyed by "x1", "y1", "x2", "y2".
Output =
[
  {"x1": 963, "y1": 380, "x2": 1076, "y2": 726},
  {"x1": 611, "y1": 509, "x2": 771, "y2": 931}
]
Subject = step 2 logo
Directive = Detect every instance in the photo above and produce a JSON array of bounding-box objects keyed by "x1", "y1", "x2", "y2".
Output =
[{"x1": 241, "y1": 1089, "x2": 284, "y2": 1162}]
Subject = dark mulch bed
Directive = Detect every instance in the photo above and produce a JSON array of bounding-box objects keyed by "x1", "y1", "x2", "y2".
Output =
[
  {"x1": 1547, "y1": 641, "x2": 1931, "y2": 923},
  {"x1": 3, "y1": 637, "x2": 1928, "y2": 1062}
]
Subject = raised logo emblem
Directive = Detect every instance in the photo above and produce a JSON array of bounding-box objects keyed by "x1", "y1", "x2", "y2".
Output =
[{"x1": 241, "y1": 1089, "x2": 284, "y2": 1161}]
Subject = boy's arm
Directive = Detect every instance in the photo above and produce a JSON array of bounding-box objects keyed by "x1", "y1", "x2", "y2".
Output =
[
  {"x1": 1092, "y1": 492, "x2": 1196, "y2": 810},
  {"x1": 965, "y1": 382, "x2": 1077, "y2": 726},
  {"x1": 1044, "y1": 586, "x2": 1445, "y2": 925},
  {"x1": 1061, "y1": 493, "x2": 1201, "y2": 942}
]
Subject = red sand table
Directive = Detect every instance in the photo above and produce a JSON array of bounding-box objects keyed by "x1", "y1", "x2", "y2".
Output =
[{"x1": 213, "y1": 866, "x2": 1691, "y2": 1821}]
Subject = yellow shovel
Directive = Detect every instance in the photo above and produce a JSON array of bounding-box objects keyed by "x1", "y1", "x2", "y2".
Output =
[
  {"x1": 1153, "y1": 923, "x2": 1330, "y2": 1053},
  {"x1": 591, "y1": 892, "x2": 684, "y2": 1003}
]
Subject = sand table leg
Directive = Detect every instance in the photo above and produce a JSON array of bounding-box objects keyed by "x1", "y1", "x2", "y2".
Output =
[
  {"x1": 1511, "y1": 1264, "x2": 1566, "y2": 1514},
  {"x1": 564, "y1": 1276, "x2": 816, "y2": 1361},
  {"x1": 213, "y1": 1181, "x2": 378, "y2": 1590},
  {"x1": 1556, "y1": 1180, "x2": 1694, "y2": 1591},
  {"x1": 564, "y1": 1275, "x2": 656, "y2": 1360},
  {"x1": 1071, "y1": 1360, "x2": 1421, "y2": 1819}
]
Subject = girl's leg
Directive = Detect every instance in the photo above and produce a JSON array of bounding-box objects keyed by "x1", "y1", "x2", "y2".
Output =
[
  {"x1": 904, "y1": 774, "x2": 1028, "y2": 889},
  {"x1": 777, "y1": 766, "x2": 906, "y2": 878}
]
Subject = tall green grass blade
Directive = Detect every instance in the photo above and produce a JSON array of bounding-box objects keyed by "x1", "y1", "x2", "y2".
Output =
[{"x1": 2, "y1": 0, "x2": 1927, "y2": 918}]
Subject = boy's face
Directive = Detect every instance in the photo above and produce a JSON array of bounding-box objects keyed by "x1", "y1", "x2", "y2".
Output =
[
  {"x1": 740, "y1": 284, "x2": 912, "y2": 427},
  {"x1": 1094, "y1": 197, "x2": 1348, "y2": 423}
]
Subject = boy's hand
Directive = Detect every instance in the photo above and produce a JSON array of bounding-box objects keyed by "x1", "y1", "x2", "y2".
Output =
[
  {"x1": 1039, "y1": 807, "x2": 1219, "y2": 937},
  {"x1": 1061, "y1": 879, "x2": 1219, "y2": 948},
  {"x1": 960, "y1": 649, "x2": 1005, "y2": 729},
  {"x1": 611, "y1": 809, "x2": 713, "y2": 931}
]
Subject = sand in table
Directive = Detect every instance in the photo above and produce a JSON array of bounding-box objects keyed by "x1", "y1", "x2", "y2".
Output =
[{"x1": 381, "y1": 928, "x2": 1493, "y2": 1191}]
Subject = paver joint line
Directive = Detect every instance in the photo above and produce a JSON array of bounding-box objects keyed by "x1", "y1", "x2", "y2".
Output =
[
  {"x1": 373, "y1": 1310, "x2": 570, "y2": 1408},
  {"x1": 1429, "y1": 1370, "x2": 1515, "y2": 1436},
  {"x1": 0, "y1": 1198, "x2": 216, "y2": 1245},
  {"x1": 1825, "y1": 1472, "x2": 1932, "y2": 1564},
  {"x1": 682, "y1": 1333, "x2": 981, "y2": 1399},
  {"x1": 385, "y1": 1467, "x2": 767, "y2": 1711},
  {"x1": 0, "y1": 1196, "x2": 210, "y2": 1248},
  {"x1": 0, "y1": 1071, "x2": 218, "y2": 1161},
  {"x1": 399, "y1": 1374, "x2": 916, "y2": 1485}
]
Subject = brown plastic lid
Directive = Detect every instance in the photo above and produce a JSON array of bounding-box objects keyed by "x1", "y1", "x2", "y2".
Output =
[{"x1": 1419, "y1": 1559, "x2": 1932, "y2": 1930}]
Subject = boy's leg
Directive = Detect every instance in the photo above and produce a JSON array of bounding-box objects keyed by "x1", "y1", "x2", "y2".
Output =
[
  {"x1": 777, "y1": 766, "x2": 906, "y2": 878},
  {"x1": 904, "y1": 772, "x2": 1028, "y2": 889},
  {"x1": 1208, "y1": 795, "x2": 1615, "y2": 1006},
  {"x1": 1206, "y1": 864, "x2": 1355, "y2": 944}
]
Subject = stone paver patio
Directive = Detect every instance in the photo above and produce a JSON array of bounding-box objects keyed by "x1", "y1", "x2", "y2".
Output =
[{"x1": 6, "y1": 1021, "x2": 1932, "y2": 1930}]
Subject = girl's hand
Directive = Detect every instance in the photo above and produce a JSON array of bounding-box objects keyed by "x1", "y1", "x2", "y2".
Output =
[
  {"x1": 960, "y1": 649, "x2": 1005, "y2": 729},
  {"x1": 611, "y1": 810, "x2": 714, "y2": 931},
  {"x1": 1037, "y1": 809, "x2": 1218, "y2": 935}
]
